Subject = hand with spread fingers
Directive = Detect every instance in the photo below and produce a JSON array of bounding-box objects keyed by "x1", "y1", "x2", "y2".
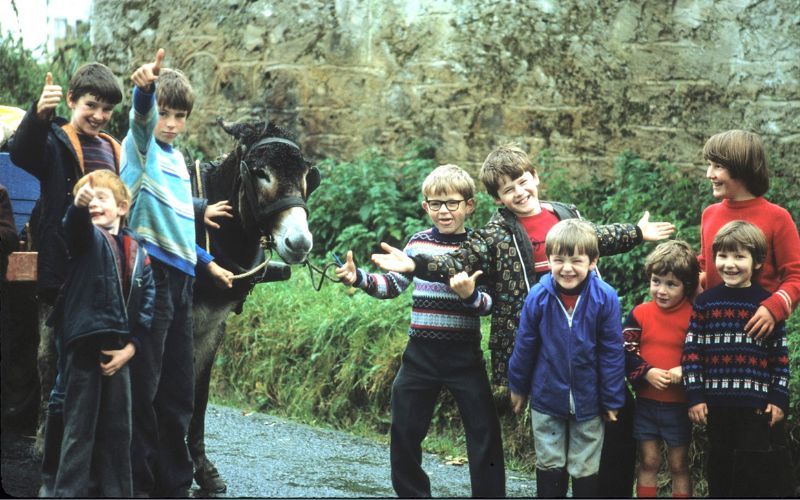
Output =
[
  {"x1": 371, "y1": 242, "x2": 416, "y2": 273},
  {"x1": 637, "y1": 211, "x2": 675, "y2": 241},
  {"x1": 204, "y1": 200, "x2": 234, "y2": 229}
]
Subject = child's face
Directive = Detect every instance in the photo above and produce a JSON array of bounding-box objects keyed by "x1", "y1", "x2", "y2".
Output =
[
  {"x1": 548, "y1": 249, "x2": 596, "y2": 291},
  {"x1": 154, "y1": 106, "x2": 188, "y2": 145},
  {"x1": 68, "y1": 93, "x2": 114, "y2": 137},
  {"x1": 649, "y1": 272, "x2": 685, "y2": 309},
  {"x1": 715, "y1": 245, "x2": 760, "y2": 288},
  {"x1": 495, "y1": 172, "x2": 540, "y2": 217},
  {"x1": 422, "y1": 189, "x2": 474, "y2": 235},
  {"x1": 706, "y1": 161, "x2": 752, "y2": 201},
  {"x1": 88, "y1": 186, "x2": 128, "y2": 235}
]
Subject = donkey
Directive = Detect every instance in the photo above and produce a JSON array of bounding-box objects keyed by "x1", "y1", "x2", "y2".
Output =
[{"x1": 188, "y1": 119, "x2": 317, "y2": 493}]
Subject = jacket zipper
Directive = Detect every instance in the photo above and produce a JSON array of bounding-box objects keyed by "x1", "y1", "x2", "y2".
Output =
[
  {"x1": 511, "y1": 233, "x2": 531, "y2": 291},
  {"x1": 557, "y1": 294, "x2": 580, "y2": 415}
]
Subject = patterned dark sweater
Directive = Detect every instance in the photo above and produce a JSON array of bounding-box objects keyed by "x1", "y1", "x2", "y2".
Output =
[
  {"x1": 681, "y1": 283, "x2": 790, "y2": 413},
  {"x1": 354, "y1": 227, "x2": 491, "y2": 342}
]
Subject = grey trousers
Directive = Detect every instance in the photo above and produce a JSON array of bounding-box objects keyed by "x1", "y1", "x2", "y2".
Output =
[{"x1": 532, "y1": 409, "x2": 605, "y2": 478}]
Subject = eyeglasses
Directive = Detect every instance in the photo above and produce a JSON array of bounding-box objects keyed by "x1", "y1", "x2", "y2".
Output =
[{"x1": 425, "y1": 199, "x2": 465, "y2": 211}]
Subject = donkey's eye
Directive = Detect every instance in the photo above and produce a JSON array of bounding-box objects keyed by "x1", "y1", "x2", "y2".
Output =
[{"x1": 253, "y1": 169, "x2": 271, "y2": 182}]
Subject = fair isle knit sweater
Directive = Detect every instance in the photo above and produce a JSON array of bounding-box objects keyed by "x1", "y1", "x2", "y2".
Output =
[
  {"x1": 699, "y1": 197, "x2": 800, "y2": 322},
  {"x1": 681, "y1": 283, "x2": 790, "y2": 413},
  {"x1": 353, "y1": 227, "x2": 492, "y2": 341},
  {"x1": 121, "y1": 86, "x2": 210, "y2": 276}
]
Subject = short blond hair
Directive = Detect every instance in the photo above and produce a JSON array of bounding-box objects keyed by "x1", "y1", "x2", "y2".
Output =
[
  {"x1": 73, "y1": 170, "x2": 131, "y2": 206},
  {"x1": 545, "y1": 219, "x2": 599, "y2": 261},
  {"x1": 421, "y1": 164, "x2": 476, "y2": 200},
  {"x1": 645, "y1": 240, "x2": 700, "y2": 299},
  {"x1": 479, "y1": 144, "x2": 536, "y2": 198}
]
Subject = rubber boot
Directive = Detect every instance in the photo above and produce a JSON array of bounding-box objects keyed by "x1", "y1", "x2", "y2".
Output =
[
  {"x1": 536, "y1": 467, "x2": 568, "y2": 498},
  {"x1": 38, "y1": 410, "x2": 63, "y2": 497},
  {"x1": 572, "y1": 473, "x2": 599, "y2": 498}
]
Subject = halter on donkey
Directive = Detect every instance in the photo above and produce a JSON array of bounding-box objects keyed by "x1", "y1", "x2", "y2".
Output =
[{"x1": 188, "y1": 119, "x2": 318, "y2": 493}]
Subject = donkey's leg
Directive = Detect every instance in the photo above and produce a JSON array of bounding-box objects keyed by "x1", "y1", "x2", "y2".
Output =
[{"x1": 189, "y1": 303, "x2": 229, "y2": 493}]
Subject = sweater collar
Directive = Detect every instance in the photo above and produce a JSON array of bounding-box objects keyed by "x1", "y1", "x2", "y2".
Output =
[
  {"x1": 721, "y1": 197, "x2": 764, "y2": 209},
  {"x1": 429, "y1": 226, "x2": 469, "y2": 243}
]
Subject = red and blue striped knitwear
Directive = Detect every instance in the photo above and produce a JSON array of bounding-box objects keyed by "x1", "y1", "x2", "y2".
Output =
[
  {"x1": 78, "y1": 133, "x2": 117, "y2": 173},
  {"x1": 353, "y1": 227, "x2": 492, "y2": 342},
  {"x1": 681, "y1": 282, "x2": 790, "y2": 413}
]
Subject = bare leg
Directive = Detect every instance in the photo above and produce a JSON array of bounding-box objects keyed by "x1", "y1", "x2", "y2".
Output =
[
  {"x1": 667, "y1": 445, "x2": 690, "y2": 497},
  {"x1": 637, "y1": 440, "x2": 661, "y2": 493}
]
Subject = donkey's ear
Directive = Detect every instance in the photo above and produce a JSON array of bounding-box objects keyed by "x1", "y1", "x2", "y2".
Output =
[
  {"x1": 306, "y1": 164, "x2": 321, "y2": 198},
  {"x1": 217, "y1": 118, "x2": 258, "y2": 144}
]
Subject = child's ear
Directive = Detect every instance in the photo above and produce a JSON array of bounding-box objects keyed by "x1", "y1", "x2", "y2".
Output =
[
  {"x1": 590, "y1": 257, "x2": 599, "y2": 270},
  {"x1": 754, "y1": 262, "x2": 763, "y2": 270},
  {"x1": 465, "y1": 198, "x2": 475, "y2": 214},
  {"x1": 66, "y1": 91, "x2": 76, "y2": 108},
  {"x1": 117, "y1": 200, "x2": 130, "y2": 217}
]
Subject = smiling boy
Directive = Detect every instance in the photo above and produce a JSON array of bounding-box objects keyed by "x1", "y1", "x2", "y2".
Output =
[
  {"x1": 49, "y1": 170, "x2": 154, "y2": 496},
  {"x1": 507, "y1": 219, "x2": 625, "y2": 498},
  {"x1": 8, "y1": 62, "x2": 124, "y2": 494},
  {"x1": 335, "y1": 165, "x2": 505, "y2": 498},
  {"x1": 682, "y1": 220, "x2": 790, "y2": 497}
]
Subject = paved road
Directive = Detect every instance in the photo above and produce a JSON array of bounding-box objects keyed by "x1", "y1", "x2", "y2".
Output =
[{"x1": 2, "y1": 403, "x2": 536, "y2": 497}]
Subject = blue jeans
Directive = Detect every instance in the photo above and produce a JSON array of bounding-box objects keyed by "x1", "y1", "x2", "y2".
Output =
[{"x1": 130, "y1": 260, "x2": 195, "y2": 497}]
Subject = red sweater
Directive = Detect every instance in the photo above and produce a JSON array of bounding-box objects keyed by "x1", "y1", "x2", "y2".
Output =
[
  {"x1": 623, "y1": 299, "x2": 693, "y2": 403},
  {"x1": 699, "y1": 197, "x2": 800, "y2": 322}
]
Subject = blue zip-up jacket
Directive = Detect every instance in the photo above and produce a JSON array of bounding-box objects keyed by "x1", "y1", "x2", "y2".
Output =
[
  {"x1": 52, "y1": 204, "x2": 155, "y2": 350},
  {"x1": 508, "y1": 271, "x2": 625, "y2": 421}
]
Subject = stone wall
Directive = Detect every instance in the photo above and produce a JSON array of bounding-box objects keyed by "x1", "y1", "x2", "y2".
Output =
[{"x1": 91, "y1": 0, "x2": 799, "y2": 179}]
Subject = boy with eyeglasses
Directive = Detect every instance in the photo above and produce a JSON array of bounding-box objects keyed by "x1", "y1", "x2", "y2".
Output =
[{"x1": 335, "y1": 164, "x2": 505, "y2": 497}]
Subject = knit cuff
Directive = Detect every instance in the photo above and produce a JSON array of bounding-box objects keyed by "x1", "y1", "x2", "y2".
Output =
[
  {"x1": 460, "y1": 289, "x2": 481, "y2": 308},
  {"x1": 768, "y1": 391, "x2": 790, "y2": 416},
  {"x1": 353, "y1": 269, "x2": 366, "y2": 288}
]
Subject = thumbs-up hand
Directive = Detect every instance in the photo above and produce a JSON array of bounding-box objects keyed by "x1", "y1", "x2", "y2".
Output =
[
  {"x1": 131, "y1": 48, "x2": 165, "y2": 90},
  {"x1": 74, "y1": 173, "x2": 95, "y2": 208},
  {"x1": 449, "y1": 270, "x2": 484, "y2": 299},
  {"x1": 36, "y1": 72, "x2": 63, "y2": 121}
]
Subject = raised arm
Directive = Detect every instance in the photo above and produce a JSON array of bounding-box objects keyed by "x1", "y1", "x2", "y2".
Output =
[
  {"x1": 8, "y1": 73, "x2": 62, "y2": 179},
  {"x1": 346, "y1": 247, "x2": 413, "y2": 299}
]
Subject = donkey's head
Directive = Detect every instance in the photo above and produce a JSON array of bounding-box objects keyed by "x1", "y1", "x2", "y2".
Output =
[{"x1": 218, "y1": 119, "x2": 317, "y2": 264}]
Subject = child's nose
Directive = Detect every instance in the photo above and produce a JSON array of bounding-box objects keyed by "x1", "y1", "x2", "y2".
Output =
[{"x1": 706, "y1": 165, "x2": 714, "y2": 178}]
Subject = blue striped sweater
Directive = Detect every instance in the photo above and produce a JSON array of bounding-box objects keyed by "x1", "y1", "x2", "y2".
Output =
[
  {"x1": 354, "y1": 227, "x2": 492, "y2": 341},
  {"x1": 121, "y1": 86, "x2": 210, "y2": 276}
]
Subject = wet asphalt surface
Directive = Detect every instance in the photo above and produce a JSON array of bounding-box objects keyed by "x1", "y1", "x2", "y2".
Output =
[{"x1": 2, "y1": 403, "x2": 536, "y2": 498}]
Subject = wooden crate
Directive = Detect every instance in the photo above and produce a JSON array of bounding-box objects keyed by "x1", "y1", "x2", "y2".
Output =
[{"x1": 6, "y1": 252, "x2": 37, "y2": 282}]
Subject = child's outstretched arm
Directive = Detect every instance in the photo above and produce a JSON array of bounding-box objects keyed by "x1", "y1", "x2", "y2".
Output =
[
  {"x1": 100, "y1": 342, "x2": 136, "y2": 376},
  {"x1": 8, "y1": 73, "x2": 62, "y2": 178},
  {"x1": 350, "y1": 245, "x2": 413, "y2": 299},
  {"x1": 124, "y1": 48, "x2": 165, "y2": 163}
]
